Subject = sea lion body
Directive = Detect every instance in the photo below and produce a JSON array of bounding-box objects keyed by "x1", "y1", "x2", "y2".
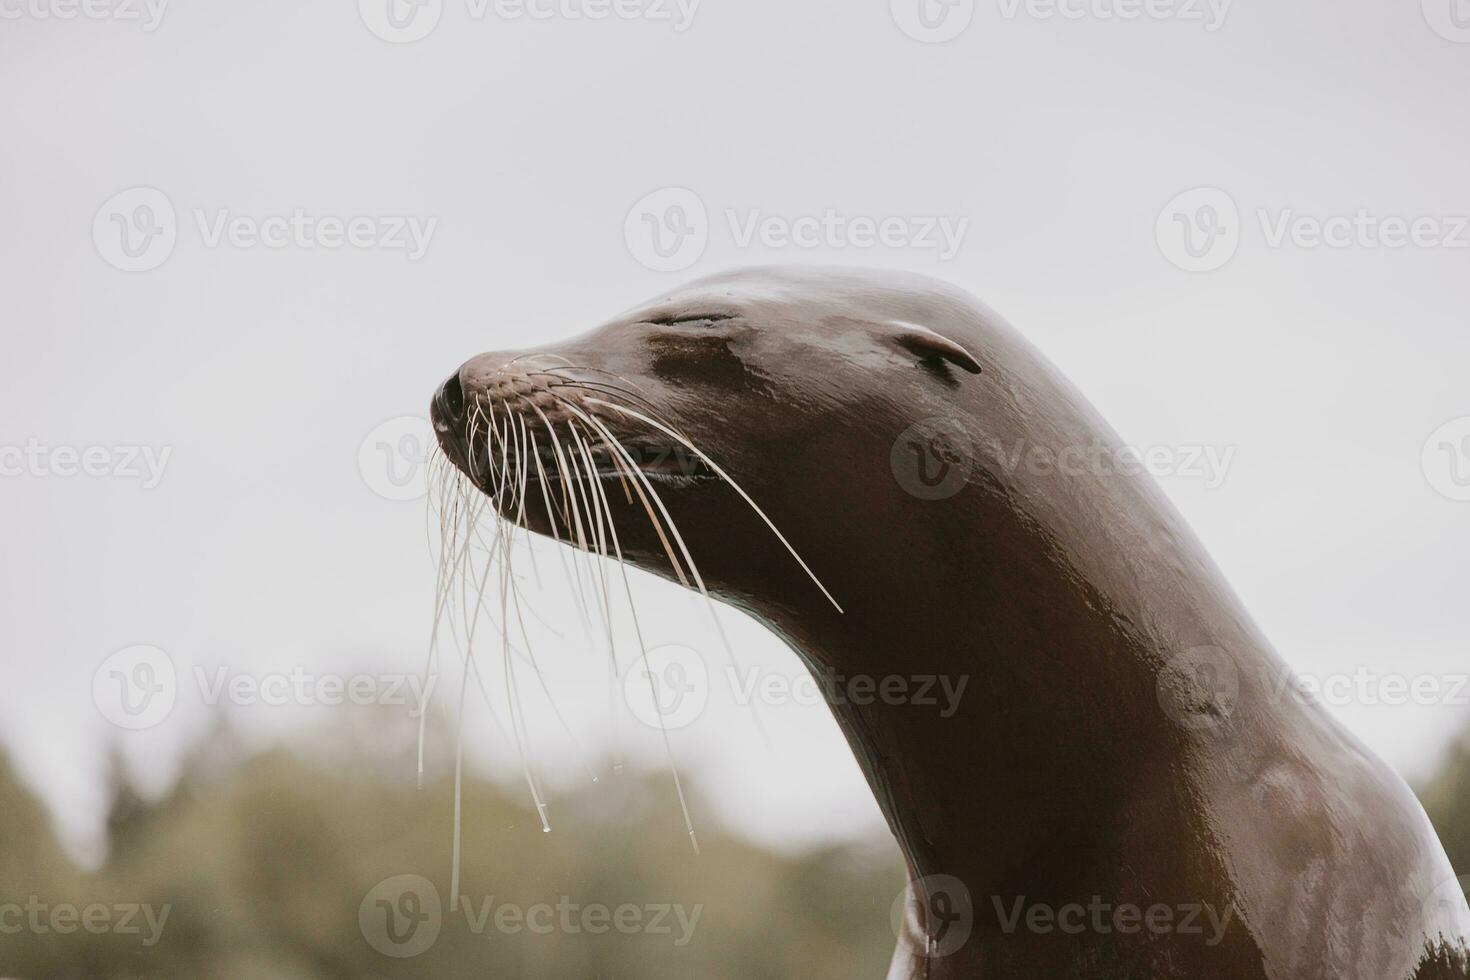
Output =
[{"x1": 431, "y1": 266, "x2": 1470, "y2": 978}]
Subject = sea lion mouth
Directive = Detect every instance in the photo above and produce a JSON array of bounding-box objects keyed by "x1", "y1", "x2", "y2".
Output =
[
  {"x1": 553, "y1": 441, "x2": 717, "y2": 485},
  {"x1": 429, "y1": 366, "x2": 717, "y2": 497}
]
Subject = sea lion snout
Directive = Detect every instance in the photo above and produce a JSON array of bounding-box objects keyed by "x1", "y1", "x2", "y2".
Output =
[
  {"x1": 431, "y1": 371, "x2": 465, "y2": 432},
  {"x1": 432, "y1": 350, "x2": 560, "y2": 436}
]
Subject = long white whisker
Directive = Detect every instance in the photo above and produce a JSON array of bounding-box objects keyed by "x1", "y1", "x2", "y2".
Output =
[
  {"x1": 572, "y1": 421, "x2": 699, "y2": 853},
  {"x1": 587, "y1": 397, "x2": 843, "y2": 614}
]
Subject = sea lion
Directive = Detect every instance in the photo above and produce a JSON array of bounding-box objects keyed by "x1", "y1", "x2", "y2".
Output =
[{"x1": 428, "y1": 266, "x2": 1470, "y2": 979}]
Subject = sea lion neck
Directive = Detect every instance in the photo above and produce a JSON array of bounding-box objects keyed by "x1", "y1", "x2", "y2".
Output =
[
  {"x1": 744, "y1": 419, "x2": 1283, "y2": 975},
  {"x1": 759, "y1": 440, "x2": 1247, "y2": 892}
]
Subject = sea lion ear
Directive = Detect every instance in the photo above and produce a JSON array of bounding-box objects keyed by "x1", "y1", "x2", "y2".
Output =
[{"x1": 892, "y1": 324, "x2": 983, "y2": 375}]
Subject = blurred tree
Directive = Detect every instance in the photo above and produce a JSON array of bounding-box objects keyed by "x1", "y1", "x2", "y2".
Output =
[
  {"x1": 10, "y1": 716, "x2": 1466, "y2": 978},
  {"x1": 1424, "y1": 733, "x2": 1470, "y2": 876},
  {"x1": 0, "y1": 723, "x2": 904, "y2": 980}
]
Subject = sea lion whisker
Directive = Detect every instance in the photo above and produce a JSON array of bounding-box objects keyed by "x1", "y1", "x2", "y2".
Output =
[
  {"x1": 569, "y1": 421, "x2": 619, "y2": 660},
  {"x1": 419, "y1": 479, "x2": 489, "y2": 788},
  {"x1": 586, "y1": 398, "x2": 844, "y2": 615},
  {"x1": 533, "y1": 375, "x2": 690, "y2": 438},
  {"x1": 536, "y1": 362, "x2": 651, "y2": 394},
  {"x1": 545, "y1": 394, "x2": 699, "y2": 590},
  {"x1": 551, "y1": 397, "x2": 710, "y2": 596},
  {"x1": 534, "y1": 409, "x2": 600, "y2": 619},
  {"x1": 572, "y1": 422, "x2": 698, "y2": 854},
  {"x1": 542, "y1": 415, "x2": 626, "y2": 777},
  {"x1": 511, "y1": 414, "x2": 545, "y2": 592},
  {"x1": 532, "y1": 375, "x2": 670, "y2": 423},
  {"x1": 528, "y1": 426, "x2": 594, "y2": 637},
  {"x1": 603, "y1": 432, "x2": 689, "y2": 586},
  {"x1": 543, "y1": 386, "x2": 692, "y2": 586},
  {"x1": 483, "y1": 409, "x2": 554, "y2": 837},
  {"x1": 570, "y1": 403, "x2": 773, "y2": 751},
  {"x1": 557, "y1": 403, "x2": 765, "y2": 751},
  {"x1": 565, "y1": 432, "x2": 618, "y2": 667},
  {"x1": 448, "y1": 510, "x2": 505, "y2": 912},
  {"x1": 444, "y1": 401, "x2": 554, "y2": 909}
]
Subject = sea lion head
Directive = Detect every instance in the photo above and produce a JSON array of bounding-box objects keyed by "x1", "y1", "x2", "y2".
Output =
[{"x1": 429, "y1": 266, "x2": 989, "y2": 623}]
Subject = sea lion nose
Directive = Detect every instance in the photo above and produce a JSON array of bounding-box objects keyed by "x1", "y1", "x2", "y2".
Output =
[
  {"x1": 432, "y1": 371, "x2": 466, "y2": 432},
  {"x1": 459, "y1": 350, "x2": 521, "y2": 393}
]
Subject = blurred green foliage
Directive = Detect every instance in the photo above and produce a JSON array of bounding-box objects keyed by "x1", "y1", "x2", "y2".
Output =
[
  {"x1": 1424, "y1": 736, "x2": 1470, "y2": 878},
  {"x1": 0, "y1": 715, "x2": 903, "y2": 979},
  {"x1": 3, "y1": 718, "x2": 1469, "y2": 979}
]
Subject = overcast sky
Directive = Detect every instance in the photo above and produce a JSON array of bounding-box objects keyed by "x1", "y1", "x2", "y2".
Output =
[{"x1": 2, "y1": 0, "x2": 1468, "y2": 860}]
